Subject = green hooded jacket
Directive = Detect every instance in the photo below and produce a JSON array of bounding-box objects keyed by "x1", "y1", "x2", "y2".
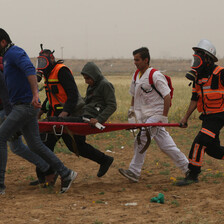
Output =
[{"x1": 81, "y1": 62, "x2": 117, "y2": 123}]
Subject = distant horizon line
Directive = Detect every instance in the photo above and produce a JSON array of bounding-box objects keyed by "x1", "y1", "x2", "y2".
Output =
[{"x1": 30, "y1": 57, "x2": 193, "y2": 61}]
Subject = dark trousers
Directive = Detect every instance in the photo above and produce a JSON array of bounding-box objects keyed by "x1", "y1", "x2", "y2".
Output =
[
  {"x1": 188, "y1": 112, "x2": 224, "y2": 174},
  {"x1": 36, "y1": 133, "x2": 106, "y2": 180}
]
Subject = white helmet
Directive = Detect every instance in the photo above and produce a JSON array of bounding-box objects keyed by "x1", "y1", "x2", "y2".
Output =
[{"x1": 192, "y1": 39, "x2": 218, "y2": 62}]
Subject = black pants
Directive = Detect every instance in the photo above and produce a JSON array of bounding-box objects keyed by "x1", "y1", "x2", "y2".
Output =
[
  {"x1": 188, "y1": 112, "x2": 224, "y2": 174},
  {"x1": 36, "y1": 133, "x2": 106, "y2": 179}
]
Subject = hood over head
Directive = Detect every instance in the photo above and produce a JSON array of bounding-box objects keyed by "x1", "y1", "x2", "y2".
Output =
[{"x1": 81, "y1": 62, "x2": 103, "y2": 84}]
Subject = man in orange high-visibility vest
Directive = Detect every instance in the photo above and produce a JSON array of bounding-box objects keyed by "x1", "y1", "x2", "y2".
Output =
[{"x1": 177, "y1": 39, "x2": 224, "y2": 186}]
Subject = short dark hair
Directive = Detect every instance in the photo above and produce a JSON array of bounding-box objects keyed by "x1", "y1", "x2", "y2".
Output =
[
  {"x1": 0, "y1": 28, "x2": 12, "y2": 43},
  {"x1": 133, "y1": 47, "x2": 150, "y2": 64}
]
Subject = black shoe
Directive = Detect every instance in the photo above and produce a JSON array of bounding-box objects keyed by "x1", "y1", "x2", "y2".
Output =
[
  {"x1": 176, "y1": 170, "x2": 199, "y2": 186},
  {"x1": 29, "y1": 175, "x2": 46, "y2": 186},
  {"x1": 29, "y1": 180, "x2": 42, "y2": 186},
  {"x1": 97, "y1": 156, "x2": 114, "y2": 177},
  {"x1": 60, "y1": 170, "x2": 77, "y2": 194}
]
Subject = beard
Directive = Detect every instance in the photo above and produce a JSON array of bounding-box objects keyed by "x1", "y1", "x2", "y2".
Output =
[{"x1": 0, "y1": 43, "x2": 14, "y2": 56}]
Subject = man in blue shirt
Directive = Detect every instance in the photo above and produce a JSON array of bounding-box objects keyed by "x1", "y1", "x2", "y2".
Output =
[
  {"x1": 0, "y1": 57, "x2": 58, "y2": 191},
  {"x1": 0, "y1": 28, "x2": 77, "y2": 194}
]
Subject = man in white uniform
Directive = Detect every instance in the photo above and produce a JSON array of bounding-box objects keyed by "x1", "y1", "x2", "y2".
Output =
[{"x1": 119, "y1": 47, "x2": 188, "y2": 182}]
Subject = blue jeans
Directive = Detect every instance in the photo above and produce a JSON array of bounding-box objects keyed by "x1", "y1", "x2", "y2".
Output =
[
  {"x1": 0, "y1": 110, "x2": 50, "y2": 174},
  {"x1": 0, "y1": 104, "x2": 70, "y2": 187}
]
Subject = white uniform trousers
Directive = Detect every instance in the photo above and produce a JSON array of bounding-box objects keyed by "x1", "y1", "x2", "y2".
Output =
[{"x1": 129, "y1": 116, "x2": 189, "y2": 177}]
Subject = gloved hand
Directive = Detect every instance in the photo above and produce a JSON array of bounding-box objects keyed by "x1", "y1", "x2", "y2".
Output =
[
  {"x1": 128, "y1": 106, "x2": 136, "y2": 123},
  {"x1": 128, "y1": 106, "x2": 134, "y2": 116}
]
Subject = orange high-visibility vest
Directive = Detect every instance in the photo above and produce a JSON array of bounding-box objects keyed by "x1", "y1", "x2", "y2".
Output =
[
  {"x1": 44, "y1": 64, "x2": 68, "y2": 115},
  {"x1": 195, "y1": 66, "x2": 224, "y2": 114}
]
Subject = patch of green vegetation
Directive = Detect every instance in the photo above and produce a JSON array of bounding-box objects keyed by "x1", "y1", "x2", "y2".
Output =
[{"x1": 171, "y1": 200, "x2": 179, "y2": 207}]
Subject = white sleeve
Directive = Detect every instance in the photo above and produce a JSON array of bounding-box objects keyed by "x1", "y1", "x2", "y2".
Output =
[
  {"x1": 129, "y1": 72, "x2": 136, "y2": 96},
  {"x1": 152, "y1": 71, "x2": 170, "y2": 97}
]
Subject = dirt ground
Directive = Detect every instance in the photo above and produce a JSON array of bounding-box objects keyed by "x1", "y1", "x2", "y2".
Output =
[{"x1": 1, "y1": 125, "x2": 224, "y2": 224}]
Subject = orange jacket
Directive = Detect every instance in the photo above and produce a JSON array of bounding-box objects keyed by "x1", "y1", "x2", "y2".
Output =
[
  {"x1": 194, "y1": 66, "x2": 224, "y2": 114},
  {"x1": 44, "y1": 64, "x2": 68, "y2": 115}
]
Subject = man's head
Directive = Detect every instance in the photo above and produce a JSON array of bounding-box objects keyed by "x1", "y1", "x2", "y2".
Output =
[
  {"x1": 81, "y1": 62, "x2": 103, "y2": 86},
  {"x1": 0, "y1": 28, "x2": 12, "y2": 56},
  {"x1": 0, "y1": 28, "x2": 11, "y2": 44},
  {"x1": 186, "y1": 39, "x2": 217, "y2": 81},
  {"x1": 133, "y1": 47, "x2": 150, "y2": 72},
  {"x1": 36, "y1": 44, "x2": 55, "y2": 79},
  {"x1": 191, "y1": 39, "x2": 217, "y2": 74}
]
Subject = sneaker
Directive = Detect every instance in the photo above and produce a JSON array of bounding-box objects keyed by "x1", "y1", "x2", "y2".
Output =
[
  {"x1": 97, "y1": 156, "x2": 114, "y2": 177},
  {"x1": 118, "y1": 168, "x2": 139, "y2": 183},
  {"x1": 29, "y1": 176, "x2": 46, "y2": 186},
  {"x1": 0, "y1": 185, "x2": 5, "y2": 195},
  {"x1": 45, "y1": 172, "x2": 59, "y2": 187},
  {"x1": 29, "y1": 180, "x2": 42, "y2": 186},
  {"x1": 175, "y1": 170, "x2": 199, "y2": 186},
  {"x1": 60, "y1": 170, "x2": 77, "y2": 194}
]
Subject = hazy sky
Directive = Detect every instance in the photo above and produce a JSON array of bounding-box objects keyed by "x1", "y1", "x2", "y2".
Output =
[{"x1": 1, "y1": 0, "x2": 224, "y2": 60}]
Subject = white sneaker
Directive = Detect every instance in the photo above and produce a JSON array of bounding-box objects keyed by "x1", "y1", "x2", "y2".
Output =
[
  {"x1": 118, "y1": 168, "x2": 139, "y2": 182},
  {"x1": 0, "y1": 186, "x2": 5, "y2": 195}
]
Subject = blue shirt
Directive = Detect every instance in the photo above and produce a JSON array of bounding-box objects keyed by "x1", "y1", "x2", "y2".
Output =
[{"x1": 3, "y1": 45, "x2": 36, "y2": 104}]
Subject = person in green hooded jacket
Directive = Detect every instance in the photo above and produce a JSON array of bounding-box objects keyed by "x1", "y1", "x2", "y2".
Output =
[
  {"x1": 81, "y1": 62, "x2": 117, "y2": 126},
  {"x1": 75, "y1": 62, "x2": 117, "y2": 177},
  {"x1": 31, "y1": 61, "x2": 117, "y2": 186}
]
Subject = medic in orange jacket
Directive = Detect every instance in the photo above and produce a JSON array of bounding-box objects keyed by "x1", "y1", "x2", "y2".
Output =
[
  {"x1": 176, "y1": 39, "x2": 224, "y2": 186},
  {"x1": 36, "y1": 47, "x2": 78, "y2": 117}
]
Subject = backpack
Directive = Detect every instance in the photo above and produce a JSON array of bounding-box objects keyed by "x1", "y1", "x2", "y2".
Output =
[{"x1": 134, "y1": 68, "x2": 174, "y2": 106}]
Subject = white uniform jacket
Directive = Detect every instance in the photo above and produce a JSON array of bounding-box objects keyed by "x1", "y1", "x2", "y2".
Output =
[{"x1": 129, "y1": 67, "x2": 170, "y2": 123}]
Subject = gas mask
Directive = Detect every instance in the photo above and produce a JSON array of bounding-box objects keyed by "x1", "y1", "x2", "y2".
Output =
[
  {"x1": 36, "y1": 44, "x2": 55, "y2": 79},
  {"x1": 185, "y1": 69, "x2": 197, "y2": 81},
  {"x1": 185, "y1": 51, "x2": 207, "y2": 82},
  {"x1": 191, "y1": 51, "x2": 207, "y2": 74}
]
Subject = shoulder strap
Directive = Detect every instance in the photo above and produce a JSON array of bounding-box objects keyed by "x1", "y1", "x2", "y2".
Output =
[
  {"x1": 134, "y1": 69, "x2": 140, "y2": 81},
  {"x1": 148, "y1": 68, "x2": 158, "y2": 84},
  {"x1": 148, "y1": 68, "x2": 163, "y2": 98}
]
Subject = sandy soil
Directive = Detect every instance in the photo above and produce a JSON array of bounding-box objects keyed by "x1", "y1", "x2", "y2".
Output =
[{"x1": 1, "y1": 127, "x2": 224, "y2": 224}]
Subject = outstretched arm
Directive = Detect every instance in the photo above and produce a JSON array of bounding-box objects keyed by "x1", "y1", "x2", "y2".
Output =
[{"x1": 180, "y1": 100, "x2": 197, "y2": 128}]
